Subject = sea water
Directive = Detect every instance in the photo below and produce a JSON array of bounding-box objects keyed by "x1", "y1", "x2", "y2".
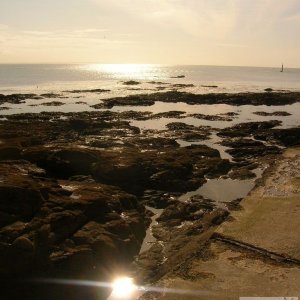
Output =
[{"x1": 1, "y1": 64, "x2": 300, "y2": 94}]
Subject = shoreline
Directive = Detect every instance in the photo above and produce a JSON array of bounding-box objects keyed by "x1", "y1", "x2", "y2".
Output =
[
  {"x1": 141, "y1": 147, "x2": 300, "y2": 299},
  {"x1": 0, "y1": 90, "x2": 299, "y2": 299}
]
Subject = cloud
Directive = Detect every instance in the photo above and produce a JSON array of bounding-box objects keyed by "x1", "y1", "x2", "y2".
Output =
[
  {"x1": 90, "y1": 0, "x2": 237, "y2": 38},
  {"x1": 0, "y1": 24, "x2": 9, "y2": 30},
  {"x1": 216, "y1": 42, "x2": 248, "y2": 48},
  {"x1": 2, "y1": 1, "x2": 300, "y2": 64},
  {"x1": 0, "y1": 27, "x2": 132, "y2": 47},
  {"x1": 0, "y1": 26, "x2": 135, "y2": 62}
]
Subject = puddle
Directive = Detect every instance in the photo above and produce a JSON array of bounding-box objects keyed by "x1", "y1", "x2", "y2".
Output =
[
  {"x1": 180, "y1": 178, "x2": 255, "y2": 204},
  {"x1": 179, "y1": 168, "x2": 264, "y2": 205},
  {"x1": 139, "y1": 206, "x2": 164, "y2": 254}
]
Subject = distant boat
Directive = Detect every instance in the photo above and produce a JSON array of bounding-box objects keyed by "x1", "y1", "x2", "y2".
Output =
[{"x1": 280, "y1": 64, "x2": 283, "y2": 72}]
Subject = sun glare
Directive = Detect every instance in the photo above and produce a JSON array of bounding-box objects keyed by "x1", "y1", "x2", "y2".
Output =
[
  {"x1": 110, "y1": 277, "x2": 138, "y2": 299},
  {"x1": 83, "y1": 64, "x2": 157, "y2": 78}
]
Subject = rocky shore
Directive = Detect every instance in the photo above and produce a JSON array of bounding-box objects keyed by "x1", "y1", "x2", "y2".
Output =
[
  {"x1": 0, "y1": 91, "x2": 300, "y2": 299},
  {"x1": 142, "y1": 147, "x2": 300, "y2": 299}
]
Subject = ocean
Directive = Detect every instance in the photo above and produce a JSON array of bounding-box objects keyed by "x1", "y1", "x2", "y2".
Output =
[
  {"x1": 1, "y1": 64, "x2": 300, "y2": 94},
  {"x1": 1, "y1": 64, "x2": 300, "y2": 129}
]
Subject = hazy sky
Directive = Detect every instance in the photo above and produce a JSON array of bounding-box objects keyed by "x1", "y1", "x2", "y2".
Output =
[{"x1": 1, "y1": 0, "x2": 300, "y2": 66}]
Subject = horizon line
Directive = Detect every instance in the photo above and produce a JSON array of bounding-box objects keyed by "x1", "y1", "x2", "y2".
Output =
[{"x1": 0, "y1": 62, "x2": 298, "y2": 69}]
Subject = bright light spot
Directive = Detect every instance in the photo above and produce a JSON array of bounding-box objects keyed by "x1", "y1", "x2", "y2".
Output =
[
  {"x1": 111, "y1": 277, "x2": 137, "y2": 299},
  {"x1": 81, "y1": 64, "x2": 159, "y2": 78}
]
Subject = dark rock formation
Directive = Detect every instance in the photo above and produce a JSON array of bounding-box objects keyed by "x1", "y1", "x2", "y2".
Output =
[
  {"x1": 0, "y1": 111, "x2": 233, "y2": 299},
  {"x1": 188, "y1": 113, "x2": 233, "y2": 121},
  {"x1": 0, "y1": 160, "x2": 148, "y2": 299},
  {"x1": 170, "y1": 75, "x2": 185, "y2": 78},
  {"x1": 96, "y1": 91, "x2": 300, "y2": 108},
  {"x1": 255, "y1": 127, "x2": 300, "y2": 147},
  {"x1": 40, "y1": 101, "x2": 65, "y2": 106},
  {"x1": 220, "y1": 138, "x2": 281, "y2": 161},
  {"x1": 218, "y1": 120, "x2": 282, "y2": 137},
  {"x1": 253, "y1": 111, "x2": 291, "y2": 116},
  {"x1": 218, "y1": 121, "x2": 300, "y2": 148},
  {"x1": 65, "y1": 89, "x2": 110, "y2": 93},
  {"x1": 171, "y1": 84, "x2": 194, "y2": 88},
  {"x1": 122, "y1": 81, "x2": 141, "y2": 85},
  {"x1": 0, "y1": 94, "x2": 38, "y2": 105}
]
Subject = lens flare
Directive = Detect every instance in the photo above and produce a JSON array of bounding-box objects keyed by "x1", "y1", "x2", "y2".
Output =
[{"x1": 110, "y1": 277, "x2": 137, "y2": 299}]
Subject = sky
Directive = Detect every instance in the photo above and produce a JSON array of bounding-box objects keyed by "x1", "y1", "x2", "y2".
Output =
[{"x1": 1, "y1": 0, "x2": 300, "y2": 67}]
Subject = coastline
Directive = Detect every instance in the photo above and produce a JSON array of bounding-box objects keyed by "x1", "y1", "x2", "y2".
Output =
[
  {"x1": 0, "y1": 90, "x2": 299, "y2": 299},
  {"x1": 141, "y1": 147, "x2": 300, "y2": 299}
]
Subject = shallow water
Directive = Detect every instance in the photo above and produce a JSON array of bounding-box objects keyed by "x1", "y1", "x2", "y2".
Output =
[
  {"x1": 139, "y1": 206, "x2": 164, "y2": 254},
  {"x1": 128, "y1": 103, "x2": 300, "y2": 130},
  {"x1": 1, "y1": 64, "x2": 300, "y2": 94},
  {"x1": 1, "y1": 64, "x2": 300, "y2": 131},
  {"x1": 179, "y1": 168, "x2": 264, "y2": 206}
]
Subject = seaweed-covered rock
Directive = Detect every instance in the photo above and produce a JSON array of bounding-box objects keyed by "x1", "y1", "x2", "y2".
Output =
[{"x1": 0, "y1": 161, "x2": 149, "y2": 292}]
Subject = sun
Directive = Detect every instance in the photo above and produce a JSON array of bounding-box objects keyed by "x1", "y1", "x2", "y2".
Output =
[{"x1": 110, "y1": 277, "x2": 138, "y2": 299}]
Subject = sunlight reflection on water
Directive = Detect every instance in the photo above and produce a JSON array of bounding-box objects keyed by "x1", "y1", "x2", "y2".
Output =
[{"x1": 79, "y1": 64, "x2": 164, "y2": 80}]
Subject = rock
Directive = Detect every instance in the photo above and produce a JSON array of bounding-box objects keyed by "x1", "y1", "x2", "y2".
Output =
[
  {"x1": 188, "y1": 113, "x2": 232, "y2": 121},
  {"x1": 221, "y1": 138, "x2": 281, "y2": 161},
  {"x1": 68, "y1": 119, "x2": 89, "y2": 130},
  {"x1": 23, "y1": 147, "x2": 99, "y2": 178},
  {"x1": 170, "y1": 75, "x2": 185, "y2": 78},
  {"x1": 141, "y1": 190, "x2": 180, "y2": 208},
  {"x1": 0, "y1": 186, "x2": 44, "y2": 219},
  {"x1": 65, "y1": 89, "x2": 110, "y2": 93},
  {"x1": 40, "y1": 93, "x2": 64, "y2": 98},
  {"x1": 0, "y1": 162, "x2": 45, "y2": 220},
  {"x1": 0, "y1": 158, "x2": 149, "y2": 285},
  {"x1": 166, "y1": 122, "x2": 197, "y2": 131},
  {"x1": 255, "y1": 127, "x2": 300, "y2": 147},
  {"x1": 0, "y1": 93, "x2": 37, "y2": 105},
  {"x1": 150, "y1": 111, "x2": 186, "y2": 119},
  {"x1": 95, "y1": 95, "x2": 155, "y2": 109},
  {"x1": 218, "y1": 120, "x2": 282, "y2": 137},
  {"x1": 125, "y1": 137, "x2": 179, "y2": 149},
  {"x1": 40, "y1": 101, "x2": 65, "y2": 106},
  {"x1": 0, "y1": 221, "x2": 27, "y2": 243},
  {"x1": 229, "y1": 167, "x2": 256, "y2": 180},
  {"x1": 12, "y1": 236, "x2": 34, "y2": 252},
  {"x1": 171, "y1": 84, "x2": 194, "y2": 88},
  {"x1": 91, "y1": 145, "x2": 225, "y2": 195},
  {"x1": 253, "y1": 111, "x2": 291, "y2": 116},
  {"x1": 0, "y1": 211, "x2": 18, "y2": 227},
  {"x1": 123, "y1": 80, "x2": 140, "y2": 85},
  {"x1": 0, "y1": 145, "x2": 21, "y2": 160},
  {"x1": 48, "y1": 210, "x2": 87, "y2": 243},
  {"x1": 87, "y1": 91, "x2": 300, "y2": 108},
  {"x1": 68, "y1": 175, "x2": 94, "y2": 182},
  {"x1": 147, "y1": 81, "x2": 169, "y2": 85},
  {"x1": 264, "y1": 88, "x2": 273, "y2": 92}
]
